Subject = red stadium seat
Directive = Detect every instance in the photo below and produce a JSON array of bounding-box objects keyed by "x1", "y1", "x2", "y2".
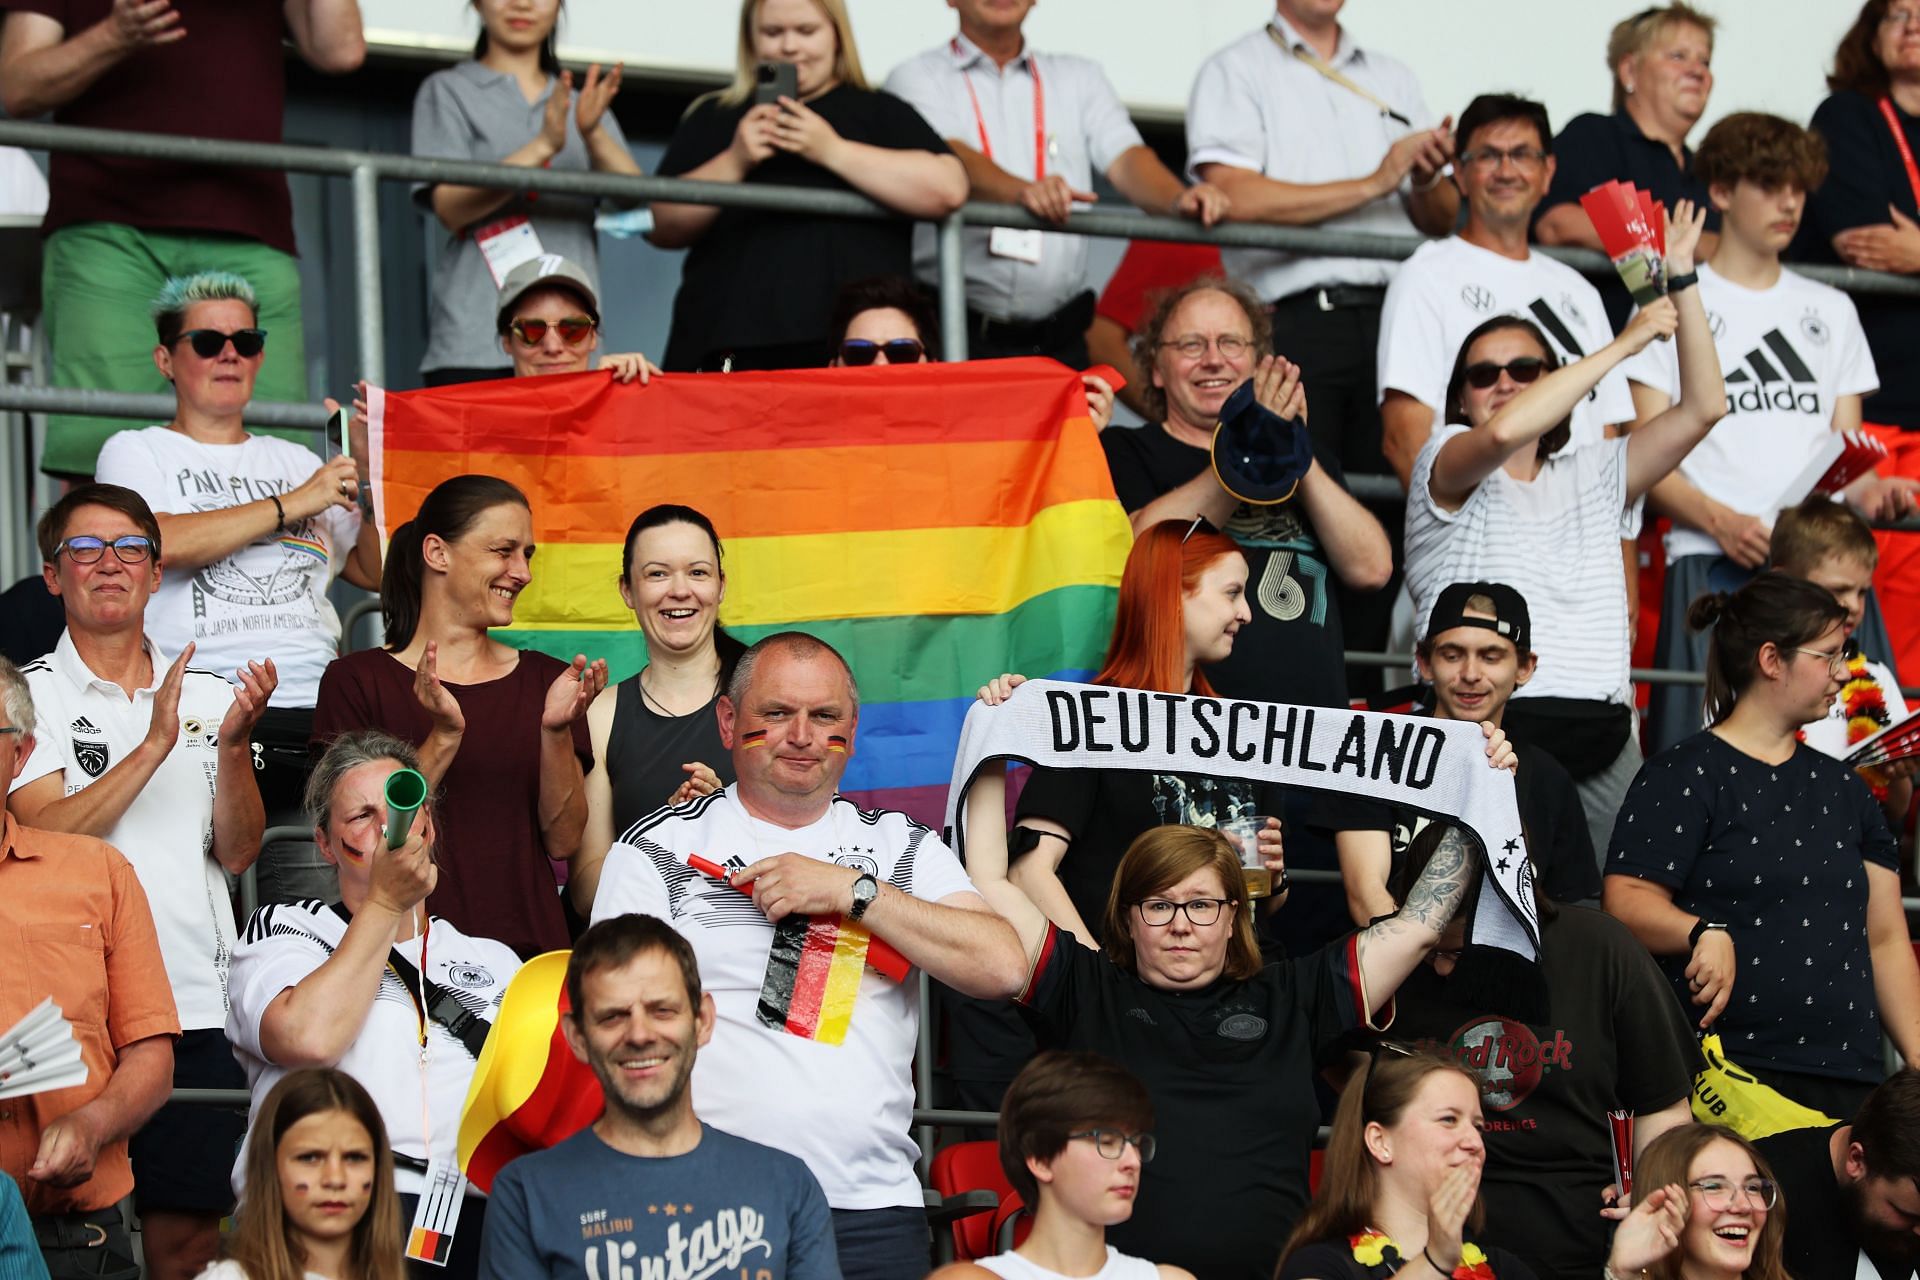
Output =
[
  {"x1": 990, "y1": 1192, "x2": 1033, "y2": 1253},
  {"x1": 930, "y1": 1140, "x2": 1015, "y2": 1261}
]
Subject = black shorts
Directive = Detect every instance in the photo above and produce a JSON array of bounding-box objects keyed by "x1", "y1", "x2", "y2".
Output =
[{"x1": 129, "y1": 1026, "x2": 247, "y2": 1214}]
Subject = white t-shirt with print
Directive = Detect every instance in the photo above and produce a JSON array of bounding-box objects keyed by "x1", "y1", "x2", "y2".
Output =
[
  {"x1": 1377, "y1": 235, "x2": 1633, "y2": 450},
  {"x1": 1406, "y1": 425, "x2": 1634, "y2": 703},
  {"x1": 592, "y1": 786, "x2": 980, "y2": 1212},
  {"x1": 226, "y1": 900, "x2": 520, "y2": 1196},
  {"x1": 12, "y1": 631, "x2": 239, "y2": 1028},
  {"x1": 95, "y1": 426, "x2": 361, "y2": 707},
  {"x1": 1619, "y1": 264, "x2": 1878, "y2": 561}
]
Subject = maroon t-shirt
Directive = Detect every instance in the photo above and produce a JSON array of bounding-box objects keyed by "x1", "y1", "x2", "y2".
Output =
[
  {"x1": 311, "y1": 649, "x2": 593, "y2": 958},
  {"x1": 0, "y1": 0, "x2": 296, "y2": 252}
]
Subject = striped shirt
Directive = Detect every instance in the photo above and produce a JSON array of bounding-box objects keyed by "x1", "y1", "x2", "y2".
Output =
[{"x1": 1405, "y1": 424, "x2": 1633, "y2": 703}]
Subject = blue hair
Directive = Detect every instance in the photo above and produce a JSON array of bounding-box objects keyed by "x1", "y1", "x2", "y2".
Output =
[{"x1": 152, "y1": 271, "x2": 258, "y2": 344}]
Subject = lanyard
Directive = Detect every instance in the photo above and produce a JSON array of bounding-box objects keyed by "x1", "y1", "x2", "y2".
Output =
[
  {"x1": 1267, "y1": 25, "x2": 1411, "y2": 128},
  {"x1": 388, "y1": 912, "x2": 433, "y2": 1157},
  {"x1": 1880, "y1": 97, "x2": 1920, "y2": 212},
  {"x1": 955, "y1": 40, "x2": 1046, "y2": 182}
]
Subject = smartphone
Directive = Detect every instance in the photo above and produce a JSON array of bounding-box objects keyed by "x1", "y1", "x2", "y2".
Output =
[
  {"x1": 326, "y1": 405, "x2": 351, "y2": 460},
  {"x1": 753, "y1": 60, "x2": 798, "y2": 107}
]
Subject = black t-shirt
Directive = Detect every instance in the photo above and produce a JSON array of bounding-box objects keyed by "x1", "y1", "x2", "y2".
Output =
[
  {"x1": 1020, "y1": 924, "x2": 1383, "y2": 1280},
  {"x1": 1100, "y1": 424, "x2": 1349, "y2": 709},
  {"x1": 1754, "y1": 1123, "x2": 1862, "y2": 1280},
  {"x1": 1390, "y1": 907, "x2": 1700, "y2": 1280},
  {"x1": 1279, "y1": 1238, "x2": 1537, "y2": 1280},
  {"x1": 1799, "y1": 90, "x2": 1920, "y2": 430},
  {"x1": 656, "y1": 86, "x2": 949, "y2": 369},
  {"x1": 604, "y1": 675, "x2": 735, "y2": 840},
  {"x1": 1539, "y1": 111, "x2": 1720, "y2": 331},
  {"x1": 1015, "y1": 764, "x2": 1291, "y2": 940},
  {"x1": 1607, "y1": 732, "x2": 1899, "y2": 1082},
  {"x1": 1311, "y1": 738, "x2": 1600, "y2": 907}
]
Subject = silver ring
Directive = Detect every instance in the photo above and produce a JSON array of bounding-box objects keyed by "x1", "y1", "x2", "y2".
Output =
[{"x1": 339, "y1": 480, "x2": 349, "y2": 494}]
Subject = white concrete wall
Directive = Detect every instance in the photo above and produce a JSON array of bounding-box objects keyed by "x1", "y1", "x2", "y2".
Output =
[{"x1": 367, "y1": 1, "x2": 1859, "y2": 133}]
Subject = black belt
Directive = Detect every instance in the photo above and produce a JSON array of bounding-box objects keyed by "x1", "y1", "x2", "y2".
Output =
[
  {"x1": 1271, "y1": 284, "x2": 1388, "y2": 311},
  {"x1": 967, "y1": 290, "x2": 1095, "y2": 349},
  {"x1": 32, "y1": 1204, "x2": 120, "y2": 1250}
]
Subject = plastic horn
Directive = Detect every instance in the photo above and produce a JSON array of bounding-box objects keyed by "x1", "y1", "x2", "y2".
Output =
[{"x1": 384, "y1": 768, "x2": 429, "y2": 849}]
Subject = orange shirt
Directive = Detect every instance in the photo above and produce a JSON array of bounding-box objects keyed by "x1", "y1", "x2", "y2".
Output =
[{"x1": 0, "y1": 813, "x2": 178, "y2": 1214}]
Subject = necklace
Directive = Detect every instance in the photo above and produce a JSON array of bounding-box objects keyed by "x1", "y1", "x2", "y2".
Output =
[{"x1": 639, "y1": 664, "x2": 720, "y2": 718}]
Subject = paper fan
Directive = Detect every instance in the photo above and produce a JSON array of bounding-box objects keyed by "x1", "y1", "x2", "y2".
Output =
[
  {"x1": 1580, "y1": 180, "x2": 1667, "y2": 304},
  {"x1": 0, "y1": 998, "x2": 87, "y2": 1100},
  {"x1": 1847, "y1": 708, "x2": 1920, "y2": 769}
]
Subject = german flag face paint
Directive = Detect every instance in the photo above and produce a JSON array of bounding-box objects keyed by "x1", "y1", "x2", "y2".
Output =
[
  {"x1": 826, "y1": 735, "x2": 849, "y2": 754},
  {"x1": 740, "y1": 728, "x2": 769, "y2": 749}
]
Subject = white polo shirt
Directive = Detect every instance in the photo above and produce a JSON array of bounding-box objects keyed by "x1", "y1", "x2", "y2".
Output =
[
  {"x1": 11, "y1": 631, "x2": 240, "y2": 1028},
  {"x1": 1377, "y1": 235, "x2": 1633, "y2": 450},
  {"x1": 885, "y1": 35, "x2": 1143, "y2": 321},
  {"x1": 1186, "y1": 13, "x2": 1434, "y2": 300}
]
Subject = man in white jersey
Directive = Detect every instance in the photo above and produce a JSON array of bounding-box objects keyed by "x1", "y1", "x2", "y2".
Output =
[
  {"x1": 1624, "y1": 112, "x2": 1920, "y2": 752},
  {"x1": 1379, "y1": 94, "x2": 1632, "y2": 487},
  {"x1": 590, "y1": 631, "x2": 1026, "y2": 1280},
  {"x1": 883, "y1": 0, "x2": 1226, "y2": 366},
  {"x1": 6, "y1": 483, "x2": 275, "y2": 1280}
]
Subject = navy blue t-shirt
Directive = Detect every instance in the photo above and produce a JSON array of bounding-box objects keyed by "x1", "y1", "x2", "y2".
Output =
[
  {"x1": 1606, "y1": 732, "x2": 1898, "y2": 1083},
  {"x1": 478, "y1": 1124, "x2": 840, "y2": 1280}
]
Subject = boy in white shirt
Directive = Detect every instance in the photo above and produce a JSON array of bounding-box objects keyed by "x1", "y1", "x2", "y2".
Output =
[{"x1": 1627, "y1": 112, "x2": 1919, "y2": 751}]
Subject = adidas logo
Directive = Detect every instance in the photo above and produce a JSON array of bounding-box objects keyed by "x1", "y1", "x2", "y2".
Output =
[
  {"x1": 70, "y1": 716, "x2": 101, "y2": 735},
  {"x1": 1724, "y1": 329, "x2": 1820, "y2": 414}
]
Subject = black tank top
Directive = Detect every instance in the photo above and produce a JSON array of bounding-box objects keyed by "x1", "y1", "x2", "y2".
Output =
[{"x1": 605, "y1": 673, "x2": 736, "y2": 840}]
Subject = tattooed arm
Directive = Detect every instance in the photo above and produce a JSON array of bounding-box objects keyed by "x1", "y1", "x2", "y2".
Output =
[{"x1": 1354, "y1": 823, "x2": 1474, "y2": 1001}]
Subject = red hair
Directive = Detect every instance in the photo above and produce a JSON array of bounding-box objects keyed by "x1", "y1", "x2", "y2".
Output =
[{"x1": 1093, "y1": 520, "x2": 1244, "y2": 695}]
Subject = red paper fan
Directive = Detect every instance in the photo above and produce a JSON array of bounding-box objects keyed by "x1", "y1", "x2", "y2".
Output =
[{"x1": 1580, "y1": 180, "x2": 1667, "y2": 304}]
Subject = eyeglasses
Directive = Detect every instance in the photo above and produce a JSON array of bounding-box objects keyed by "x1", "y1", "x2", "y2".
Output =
[
  {"x1": 1462, "y1": 357, "x2": 1549, "y2": 390},
  {"x1": 509, "y1": 316, "x2": 598, "y2": 348},
  {"x1": 0, "y1": 727, "x2": 22, "y2": 737},
  {"x1": 1068, "y1": 1129, "x2": 1158, "y2": 1163},
  {"x1": 1689, "y1": 1177, "x2": 1778, "y2": 1211},
  {"x1": 1792, "y1": 640, "x2": 1859, "y2": 676},
  {"x1": 1460, "y1": 145, "x2": 1548, "y2": 172},
  {"x1": 56, "y1": 535, "x2": 154, "y2": 565},
  {"x1": 1134, "y1": 897, "x2": 1233, "y2": 927},
  {"x1": 177, "y1": 328, "x2": 267, "y2": 359},
  {"x1": 838, "y1": 338, "x2": 926, "y2": 366},
  {"x1": 1158, "y1": 333, "x2": 1253, "y2": 360},
  {"x1": 1882, "y1": 6, "x2": 1920, "y2": 30}
]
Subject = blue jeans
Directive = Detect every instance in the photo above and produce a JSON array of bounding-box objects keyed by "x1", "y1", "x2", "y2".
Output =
[{"x1": 830, "y1": 1205, "x2": 930, "y2": 1280}]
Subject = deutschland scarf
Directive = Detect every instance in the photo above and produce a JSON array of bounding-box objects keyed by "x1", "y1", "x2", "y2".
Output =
[{"x1": 944, "y1": 681, "x2": 1547, "y2": 1017}]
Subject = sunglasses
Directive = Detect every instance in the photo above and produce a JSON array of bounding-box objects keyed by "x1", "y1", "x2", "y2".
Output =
[
  {"x1": 56, "y1": 534, "x2": 155, "y2": 565},
  {"x1": 510, "y1": 316, "x2": 598, "y2": 348},
  {"x1": 1462, "y1": 356, "x2": 1548, "y2": 390},
  {"x1": 177, "y1": 328, "x2": 267, "y2": 359},
  {"x1": 838, "y1": 338, "x2": 925, "y2": 366}
]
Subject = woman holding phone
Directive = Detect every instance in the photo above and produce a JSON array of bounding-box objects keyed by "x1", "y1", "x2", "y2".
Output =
[{"x1": 649, "y1": 0, "x2": 966, "y2": 371}]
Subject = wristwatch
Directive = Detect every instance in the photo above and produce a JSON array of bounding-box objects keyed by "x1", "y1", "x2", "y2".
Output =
[
  {"x1": 1687, "y1": 918, "x2": 1728, "y2": 949},
  {"x1": 848, "y1": 873, "x2": 879, "y2": 922}
]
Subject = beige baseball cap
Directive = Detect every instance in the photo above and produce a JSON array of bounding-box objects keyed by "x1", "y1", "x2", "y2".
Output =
[{"x1": 495, "y1": 255, "x2": 600, "y2": 333}]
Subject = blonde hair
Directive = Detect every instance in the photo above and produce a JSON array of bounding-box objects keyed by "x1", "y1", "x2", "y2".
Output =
[
  {"x1": 1608, "y1": 3, "x2": 1717, "y2": 111},
  {"x1": 712, "y1": 0, "x2": 868, "y2": 108}
]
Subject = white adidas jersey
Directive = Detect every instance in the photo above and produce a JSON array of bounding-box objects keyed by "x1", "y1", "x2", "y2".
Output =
[{"x1": 1621, "y1": 263, "x2": 1877, "y2": 561}]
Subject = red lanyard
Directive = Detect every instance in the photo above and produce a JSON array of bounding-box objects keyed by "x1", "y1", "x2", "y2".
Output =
[
  {"x1": 955, "y1": 40, "x2": 1046, "y2": 182},
  {"x1": 1879, "y1": 96, "x2": 1920, "y2": 211}
]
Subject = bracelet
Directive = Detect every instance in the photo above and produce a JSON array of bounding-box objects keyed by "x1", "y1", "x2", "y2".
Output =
[
  {"x1": 1604, "y1": 1265, "x2": 1647, "y2": 1280},
  {"x1": 1411, "y1": 166, "x2": 1448, "y2": 193},
  {"x1": 1424, "y1": 1247, "x2": 1454, "y2": 1276},
  {"x1": 1666, "y1": 269, "x2": 1699, "y2": 293},
  {"x1": 268, "y1": 493, "x2": 286, "y2": 532}
]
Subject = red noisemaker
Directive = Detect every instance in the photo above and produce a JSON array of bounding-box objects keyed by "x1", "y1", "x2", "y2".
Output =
[
  {"x1": 1608, "y1": 1110, "x2": 1635, "y2": 1200},
  {"x1": 1580, "y1": 181, "x2": 1668, "y2": 304}
]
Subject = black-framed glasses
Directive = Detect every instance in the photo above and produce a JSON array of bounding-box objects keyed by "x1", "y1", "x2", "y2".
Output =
[
  {"x1": 178, "y1": 328, "x2": 267, "y2": 359},
  {"x1": 510, "y1": 316, "x2": 597, "y2": 348},
  {"x1": 1182, "y1": 515, "x2": 1221, "y2": 544},
  {"x1": 1689, "y1": 1177, "x2": 1778, "y2": 1211},
  {"x1": 1069, "y1": 1129, "x2": 1157, "y2": 1163},
  {"x1": 1158, "y1": 333, "x2": 1253, "y2": 360},
  {"x1": 1462, "y1": 357, "x2": 1548, "y2": 390},
  {"x1": 838, "y1": 338, "x2": 926, "y2": 366},
  {"x1": 1134, "y1": 897, "x2": 1232, "y2": 927},
  {"x1": 1460, "y1": 146, "x2": 1548, "y2": 172},
  {"x1": 0, "y1": 727, "x2": 22, "y2": 737},
  {"x1": 56, "y1": 535, "x2": 154, "y2": 565}
]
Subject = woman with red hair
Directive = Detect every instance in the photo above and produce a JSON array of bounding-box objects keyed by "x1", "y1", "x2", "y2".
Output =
[{"x1": 945, "y1": 517, "x2": 1284, "y2": 1113}]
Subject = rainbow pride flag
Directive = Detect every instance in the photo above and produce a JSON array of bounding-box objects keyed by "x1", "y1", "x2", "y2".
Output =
[{"x1": 366, "y1": 359, "x2": 1131, "y2": 824}]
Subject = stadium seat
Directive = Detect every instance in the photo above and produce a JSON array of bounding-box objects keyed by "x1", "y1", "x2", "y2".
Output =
[{"x1": 929, "y1": 1140, "x2": 1015, "y2": 1261}]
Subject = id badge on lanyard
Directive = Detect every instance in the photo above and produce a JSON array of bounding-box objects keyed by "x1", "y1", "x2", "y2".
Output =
[
  {"x1": 960, "y1": 43, "x2": 1050, "y2": 265},
  {"x1": 472, "y1": 215, "x2": 546, "y2": 288}
]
